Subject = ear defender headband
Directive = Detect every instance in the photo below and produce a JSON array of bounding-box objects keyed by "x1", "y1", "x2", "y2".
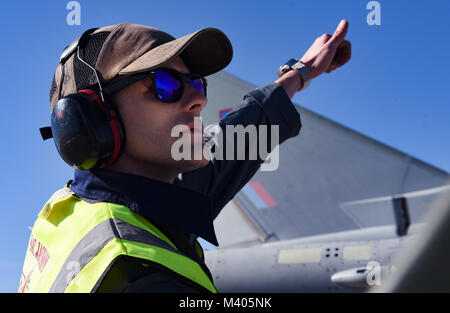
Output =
[{"x1": 40, "y1": 28, "x2": 125, "y2": 170}]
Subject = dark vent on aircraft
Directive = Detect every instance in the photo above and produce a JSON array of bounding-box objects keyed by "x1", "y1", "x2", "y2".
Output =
[{"x1": 356, "y1": 268, "x2": 367, "y2": 274}]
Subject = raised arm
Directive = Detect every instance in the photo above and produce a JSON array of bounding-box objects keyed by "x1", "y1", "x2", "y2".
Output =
[{"x1": 178, "y1": 20, "x2": 351, "y2": 220}]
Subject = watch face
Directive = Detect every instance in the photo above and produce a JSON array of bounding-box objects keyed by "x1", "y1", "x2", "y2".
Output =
[
  {"x1": 278, "y1": 59, "x2": 300, "y2": 77},
  {"x1": 277, "y1": 65, "x2": 290, "y2": 76},
  {"x1": 286, "y1": 58, "x2": 298, "y2": 67}
]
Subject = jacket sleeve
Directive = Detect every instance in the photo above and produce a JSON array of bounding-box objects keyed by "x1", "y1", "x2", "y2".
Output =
[{"x1": 176, "y1": 82, "x2": 302, "y2": 220}]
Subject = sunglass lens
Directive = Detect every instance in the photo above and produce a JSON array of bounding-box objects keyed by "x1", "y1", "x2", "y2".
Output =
[
  {"x1": 155, "y1": 70, "x2": 182, "y2": 102},
  {"x1": 190, "y1": 78, "x2": 206, "y2": 96}
]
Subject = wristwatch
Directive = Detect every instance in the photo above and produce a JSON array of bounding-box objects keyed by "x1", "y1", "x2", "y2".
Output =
[{"x1": 277, "y1": 58, "x2": 311, "y2": 91}]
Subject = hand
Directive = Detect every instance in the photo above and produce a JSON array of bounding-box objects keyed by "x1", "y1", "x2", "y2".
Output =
[{"x1": 300, "y1": 19, "x2": 352, "y2": 79}]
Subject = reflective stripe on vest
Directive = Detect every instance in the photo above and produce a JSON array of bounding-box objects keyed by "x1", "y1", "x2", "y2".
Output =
[
  {"x1": 18, "y1": 187, "x2": 217, "y2": 293},
  {"x1": 194, "y1": 239, "x2": 204, "y2": 260}
]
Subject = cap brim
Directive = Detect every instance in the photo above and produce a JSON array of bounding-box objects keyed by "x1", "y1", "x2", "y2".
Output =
[{"x1": 119, "y1": 27, "x2": 233, "y2": 77}]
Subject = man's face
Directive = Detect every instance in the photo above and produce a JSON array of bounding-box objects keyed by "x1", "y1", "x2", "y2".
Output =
[{"x1": 110, "y1": 56, "x2": 209, "y2": 177}]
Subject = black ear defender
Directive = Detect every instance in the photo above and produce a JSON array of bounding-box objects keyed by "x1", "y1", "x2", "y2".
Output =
[{"x1": 40, "y1": 28, "x2": 125, "y2": 170}]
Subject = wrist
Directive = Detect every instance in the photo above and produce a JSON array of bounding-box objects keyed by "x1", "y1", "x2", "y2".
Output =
[{"x1": 275, "y1": 69, "x2": 304, "y2": 99}]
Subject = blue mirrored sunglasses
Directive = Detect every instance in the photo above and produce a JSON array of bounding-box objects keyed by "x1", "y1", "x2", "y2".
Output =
[{"x1": 103, "y1": 67, "x2": 207, "y2": 103}]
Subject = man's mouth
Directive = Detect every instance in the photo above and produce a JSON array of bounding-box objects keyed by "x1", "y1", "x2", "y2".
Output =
[{"x1": 187, "y1": 121, "x2": 203, "y2": 134}]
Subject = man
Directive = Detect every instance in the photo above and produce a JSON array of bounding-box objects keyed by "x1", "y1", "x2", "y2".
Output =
[{"x1": 19, "y1": 21, "x2": 351, "y2": 293}]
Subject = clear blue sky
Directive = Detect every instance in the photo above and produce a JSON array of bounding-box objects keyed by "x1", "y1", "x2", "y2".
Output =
[{"x1": 0, "y1": 0, "x2": 448, "y2": 292}]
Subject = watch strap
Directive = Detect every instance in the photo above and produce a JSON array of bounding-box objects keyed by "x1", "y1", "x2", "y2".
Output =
[{"x1": 292, "y1": 61, "x2": 311, "y2": 91}]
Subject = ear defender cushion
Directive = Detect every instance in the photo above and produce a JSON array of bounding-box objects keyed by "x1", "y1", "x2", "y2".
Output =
[
  {"x1": 51, "y1": 90, "x2": 125, "y2": 170},
  {"x1": 78, "y1": 90, "x2": 125, "y2": 167}
]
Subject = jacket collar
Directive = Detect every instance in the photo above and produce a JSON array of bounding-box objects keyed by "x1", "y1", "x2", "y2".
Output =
[{"x1": 70, "y1": 168, "x2": 218, "y2": 246}]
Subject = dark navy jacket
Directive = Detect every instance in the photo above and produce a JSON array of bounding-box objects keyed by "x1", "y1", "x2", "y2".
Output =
[{"x1": 69, "y1": 82, "x2": 301, "y2": 292}]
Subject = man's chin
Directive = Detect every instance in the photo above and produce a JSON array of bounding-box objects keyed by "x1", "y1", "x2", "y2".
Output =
[
  {"x1": 180, "y1": 157, "x2": 210, "y2": 172},
  {"x1": 169, "y1": 137, "x2": 210, "y2": 172}
]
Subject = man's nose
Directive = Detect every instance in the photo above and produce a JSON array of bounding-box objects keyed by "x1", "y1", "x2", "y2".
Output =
[{"x1": 181, "y1": 84, "x2": 207, "y2": 113}]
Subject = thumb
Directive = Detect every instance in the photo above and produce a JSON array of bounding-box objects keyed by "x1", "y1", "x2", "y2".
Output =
[{"x1": 329, "y1": 19, "x2": 348, "y2": 47}]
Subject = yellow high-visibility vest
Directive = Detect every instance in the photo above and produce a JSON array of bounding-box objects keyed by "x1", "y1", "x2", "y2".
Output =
[{"x1": 18, "y1": 186, "x2": 217, "y2": 293}]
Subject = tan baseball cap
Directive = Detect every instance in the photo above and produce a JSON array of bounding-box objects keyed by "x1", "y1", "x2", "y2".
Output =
[{"x1": 49, "y1": 23, "x2": 233, "y2": 110}]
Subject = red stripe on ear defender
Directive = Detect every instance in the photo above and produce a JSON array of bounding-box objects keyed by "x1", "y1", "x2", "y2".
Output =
[
  {"x1": 79, "y1": 90, "x2": 122, "y2": 166},
  {"x1": 80, "y1": 89, "x2": 104, "y2": 110},
  {"x1": 106, "y1": 113, "x2": 121, "y2": 166}
]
